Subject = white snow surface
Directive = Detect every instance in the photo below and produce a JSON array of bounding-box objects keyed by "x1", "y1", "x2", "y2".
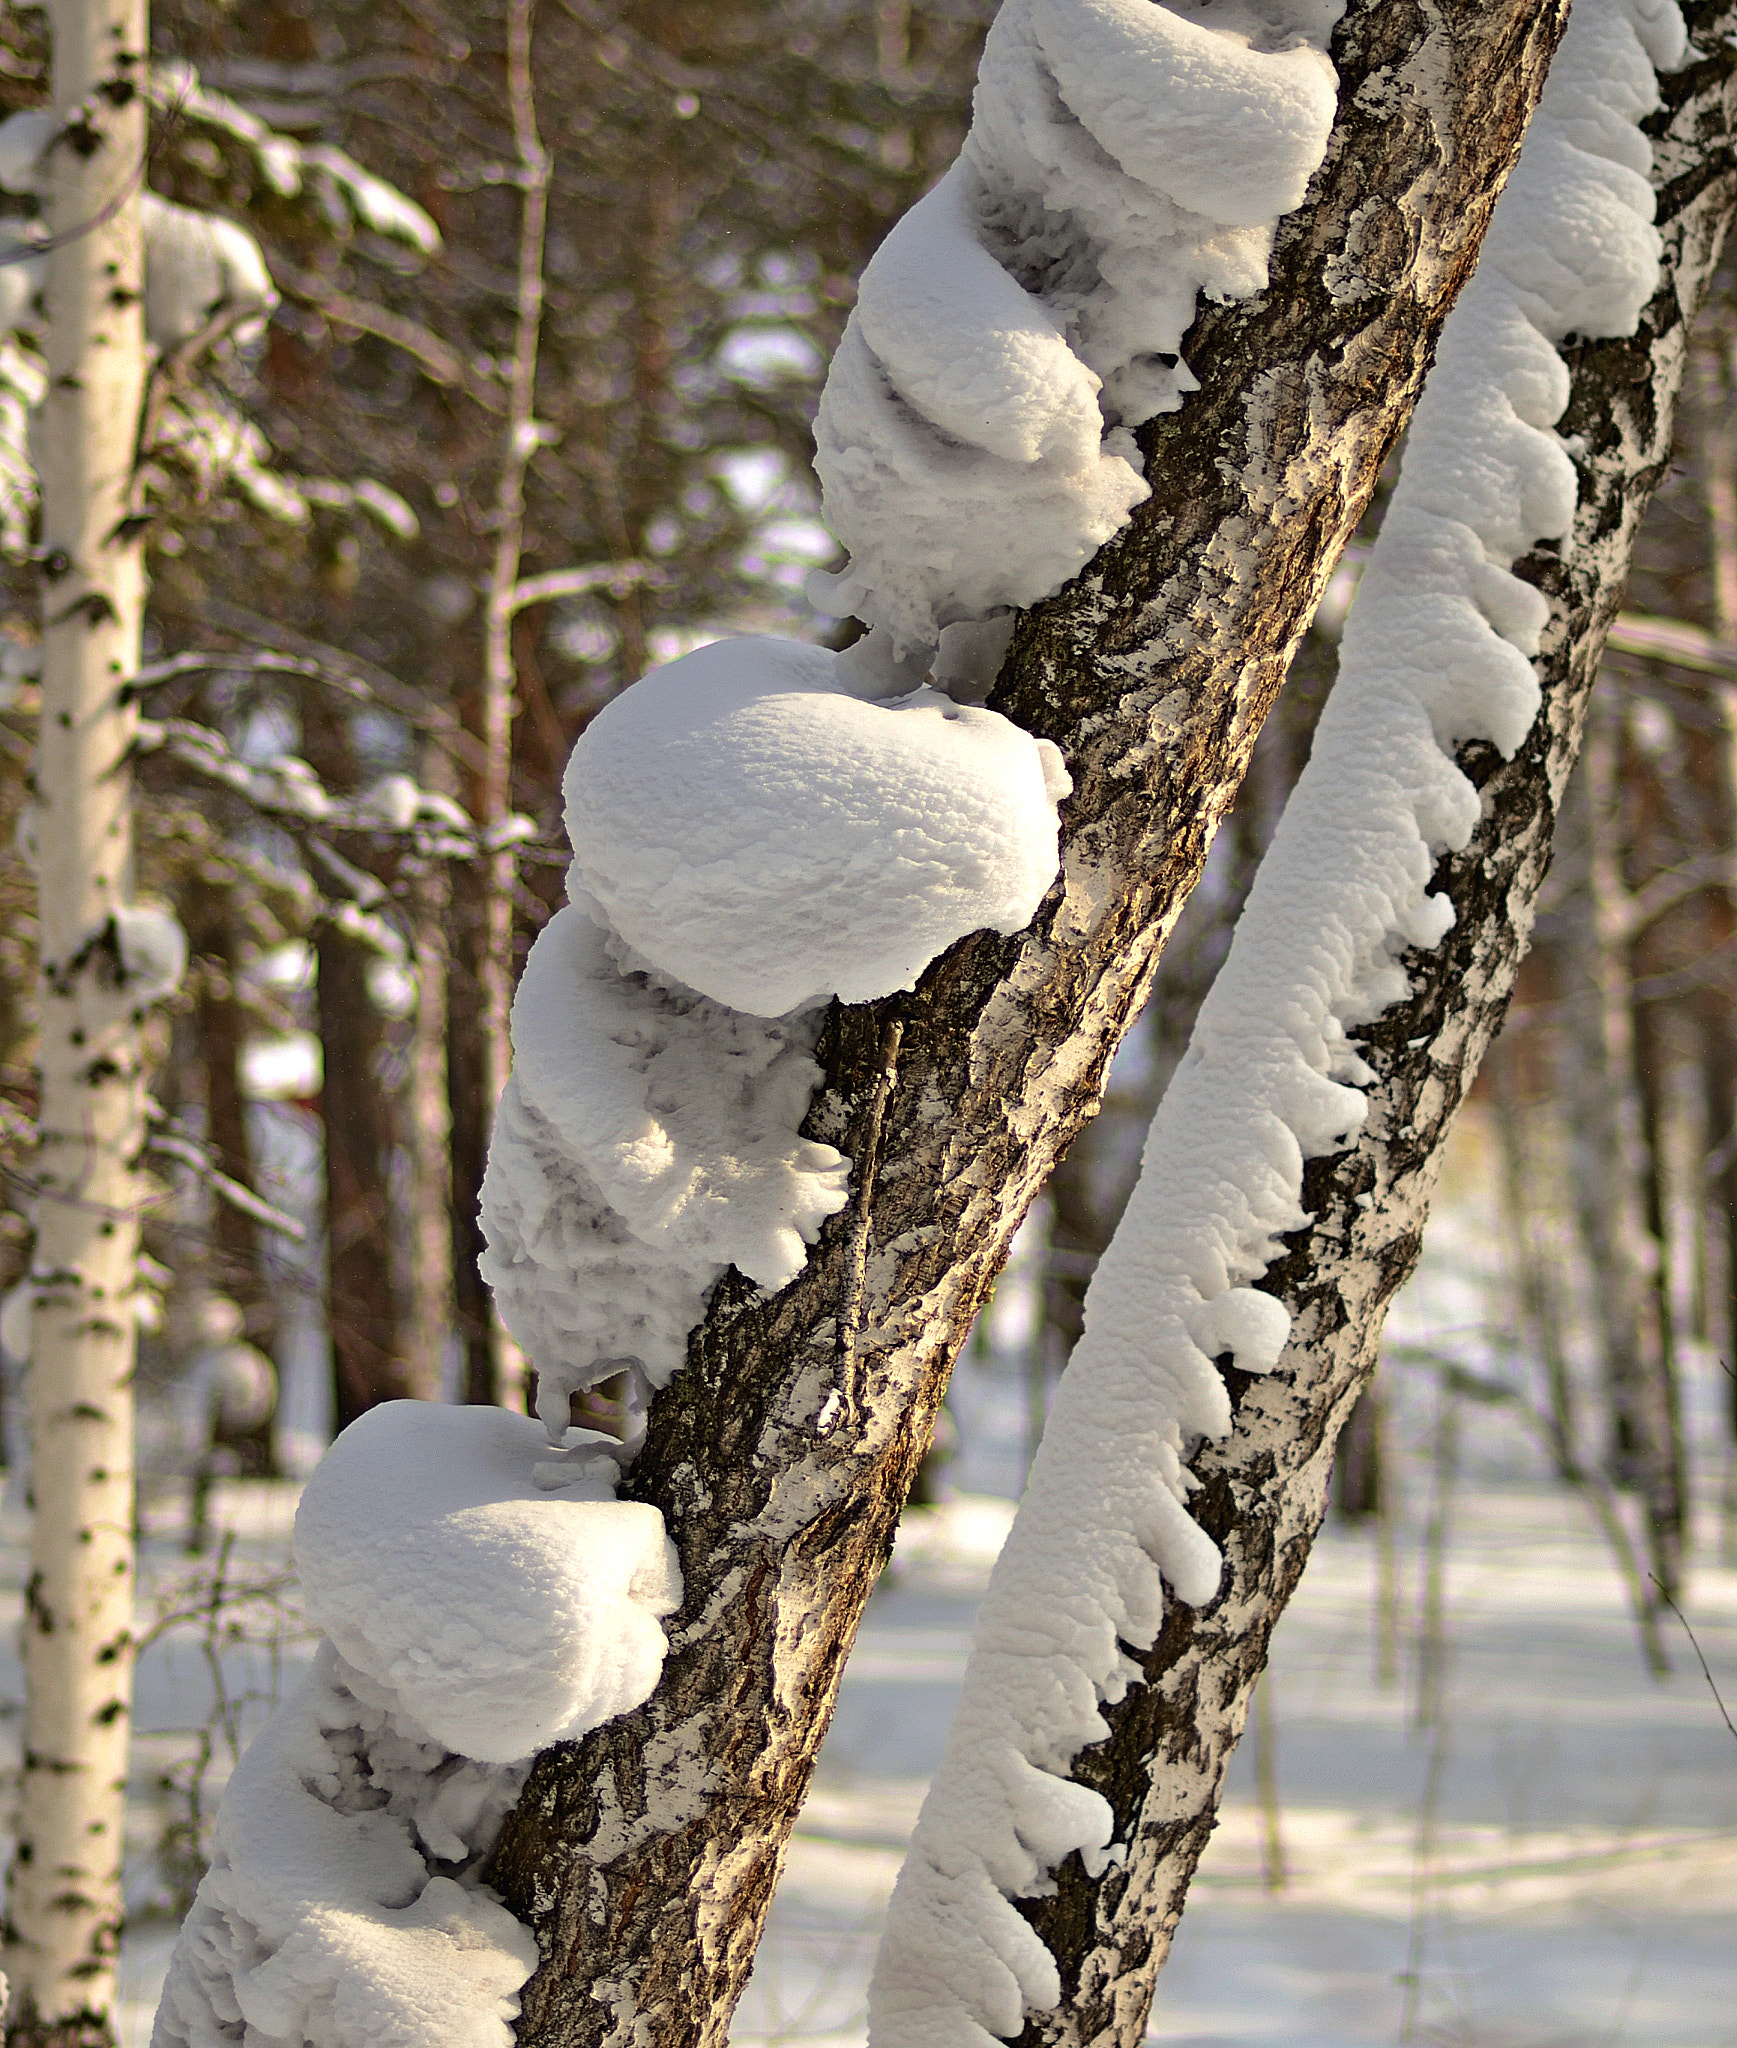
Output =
[
  {"x1": 809, "y1": 0, "x2": 1341, "y2": 661},
  {"x1": 562, "y1": 635, "x2": 1071, "y2": 1017},
  {"x1": 153, "y1": 1405, "x2": 680, "y2": 2048},
  {"x1": 868, "y1": 5, "x2": 1685, "y2": 2046},
  {"x1": 152, "y1": 1641, "x2": 537, "y2": 2048},
  {"x1": 294, "y1": 1402, "x2": 679, "y2": 1763}
]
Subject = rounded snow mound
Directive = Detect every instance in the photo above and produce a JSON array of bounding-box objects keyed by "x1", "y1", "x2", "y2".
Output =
[
  {"x1": 563, "y1": 635, "x2": 1072, "y2": 1017},
  {"x1": 294, "y1": 1402, "x2": 680, "y2": 1763}
]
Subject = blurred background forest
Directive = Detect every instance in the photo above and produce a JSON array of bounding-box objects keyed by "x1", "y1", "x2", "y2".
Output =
[{"x1": 0, "y1": 0, "x2": 1733, "y2": 1683}]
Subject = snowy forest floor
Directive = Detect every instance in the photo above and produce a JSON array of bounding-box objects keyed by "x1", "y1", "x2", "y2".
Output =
[{"x1": 1, "y1": 1111, "x2": 1734, "y2": 2048}]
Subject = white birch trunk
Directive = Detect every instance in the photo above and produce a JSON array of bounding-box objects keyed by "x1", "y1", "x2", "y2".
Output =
[{"x1": 5, "y1": 2, "x2": 149, "y2": 2039}]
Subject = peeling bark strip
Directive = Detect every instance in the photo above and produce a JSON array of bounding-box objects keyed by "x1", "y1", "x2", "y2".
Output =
[
  {"x1": 7, "y1": 3, "x2": 149, "y2": 2045},
  {"x1": 1012, "y1": 14, "x2": 1737, "y2": 2045},
  {"x1": 487, "y1": 4, "x2": 1571, "y2": 2043}
]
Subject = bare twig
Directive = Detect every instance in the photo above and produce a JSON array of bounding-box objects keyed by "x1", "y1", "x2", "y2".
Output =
[
  {"x1": 144, "y1": 1130, "x2": 307, "y2": 1244},
  {"x1": 273, "y1": 259, "x2": 502, "y2": 406},
  {"x1": 1391, "y1": 1345, "x2": 1673, "y2": 1678},
  {"x1": 131, "y1": 647, "x2": 374, "y2": 704},
  {"x1": 1608, "y1": 611, "x2": 1737, "y2": 676},
  {"x1": 1649, "y1": 1577, "x2": 1737, "y2": 1741},
  {"x1": 195, "y1": 602, "x2": 489, "y2": 775},
  {"x1": 481, "y1": 0, "x2": 551, "y2": 826},
  {"x1": 506, "y1": 559, "x2": 660, "y2": 615}
]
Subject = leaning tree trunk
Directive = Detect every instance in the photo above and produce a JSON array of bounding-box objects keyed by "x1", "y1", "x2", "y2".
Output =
[
  {"x1": 484, "y1": 5, "x2": 1612, "y2": 2044},
  {"x1": 1011, "y1": 22, "x2": 1737, "y2": 2005},
  {"x1": 4, "y1": 3, "x2": 149, "y2": 2041}
]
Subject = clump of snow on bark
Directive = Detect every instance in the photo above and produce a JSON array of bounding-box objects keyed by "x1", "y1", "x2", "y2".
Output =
[
  {"x1": 502, "y1": 907, "x2": 849, "y2": 1284},
  {"x1": 869, "y1": 5, "x2": 1683, "y2": 2045},
  {"x1": 809, "y1": 0, "x2": 1341, "y2": 664},
  {"x1": 563, "y1": 635, "x2": 1071, "y2": 1015},
  {"x1": 154, "y1": 1404, "x2": 680, "y2": 2048},
  {"x1": 294, "y1": 1403, "x2": 679, "y2": 1762},
  {"x1": 486, "y1": 631, "x2": 1070, "y2": 1429},
  {"x1": 153, "y1": 1643, "x2": 537, "y2": 2048}
]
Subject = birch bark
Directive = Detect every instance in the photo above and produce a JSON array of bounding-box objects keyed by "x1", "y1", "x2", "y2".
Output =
[
  {"x1": 1013, "y1": 13, "x2": 1737, "y2": 2010},
  {"x1": 5, "y1": 2, "x2": 149, "y2": 2042}
]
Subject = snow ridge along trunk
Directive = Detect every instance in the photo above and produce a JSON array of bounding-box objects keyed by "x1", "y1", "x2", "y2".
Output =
[{"x1": 6, "y1": 3, "x2": 150, "y2": 2042}]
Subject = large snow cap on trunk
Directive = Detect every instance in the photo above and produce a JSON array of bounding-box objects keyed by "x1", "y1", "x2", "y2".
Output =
[
  {"x1": 294, "y1": 1403, "x2": 680, "y2": 1763},
  {"x1": 563, "y1": 635, "x2": 1071, "y2": 1017}
]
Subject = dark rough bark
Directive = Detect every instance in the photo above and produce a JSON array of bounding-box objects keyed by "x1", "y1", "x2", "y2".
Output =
[
  {"x1": 1014, "y1": 16, "x2": 1737, "y2": 2041},
  {"x1": 448, "y1": 852, "x2": 510, "y2": 1408},
  {"x1": 485, "y1": 4, "x2": 1578, "y2": 2044},
  {"x1": 317, "y1": 927, "x2": 434, "y2": 1427}
]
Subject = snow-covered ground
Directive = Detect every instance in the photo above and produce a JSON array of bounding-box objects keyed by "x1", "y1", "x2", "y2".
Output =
[
  {"x1": 740, "y1": 1476, "x2": 1737, "y2": 2048},
  {"x1": 1, "y1": 1110, "x2": 1731, "y2": 2048}
]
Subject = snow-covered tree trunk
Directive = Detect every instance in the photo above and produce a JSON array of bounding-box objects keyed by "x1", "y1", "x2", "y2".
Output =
[
  {"x1": 6, "y1": 2, "x2": 150, "y2": 2041},
  {"x1": 999, "y1": 19, "x2": 1737, "y2": 2019},
  {"x1": 482, "y1": 4, "x2": 1593, "y2": 2042}
]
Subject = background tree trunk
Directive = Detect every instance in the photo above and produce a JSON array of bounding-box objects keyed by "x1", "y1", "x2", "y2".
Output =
[
  {"x1": 452, "y1": 0, "x2": 548, "y2": 1411},
  {"x1": 186, "y1": 895, "x2": 277, "y2": 1475},
  {"x1": 5, "y1": 2, "x2": 151, "y2": 2038}
]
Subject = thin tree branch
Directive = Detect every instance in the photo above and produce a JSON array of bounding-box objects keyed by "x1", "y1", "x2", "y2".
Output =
[
  {"x1": 505, "y1": 560, "x2": 659, "y2": 615},
  {"x1": 1651, "y1": 1578, "x2": 1737, "y2": 1738},
  {"x1": 144, "y1": 1130, "x2": 307, "y2": 1243},
  {"x1": 273, "y1": 259, "x2": 504, "y2": 408}
]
